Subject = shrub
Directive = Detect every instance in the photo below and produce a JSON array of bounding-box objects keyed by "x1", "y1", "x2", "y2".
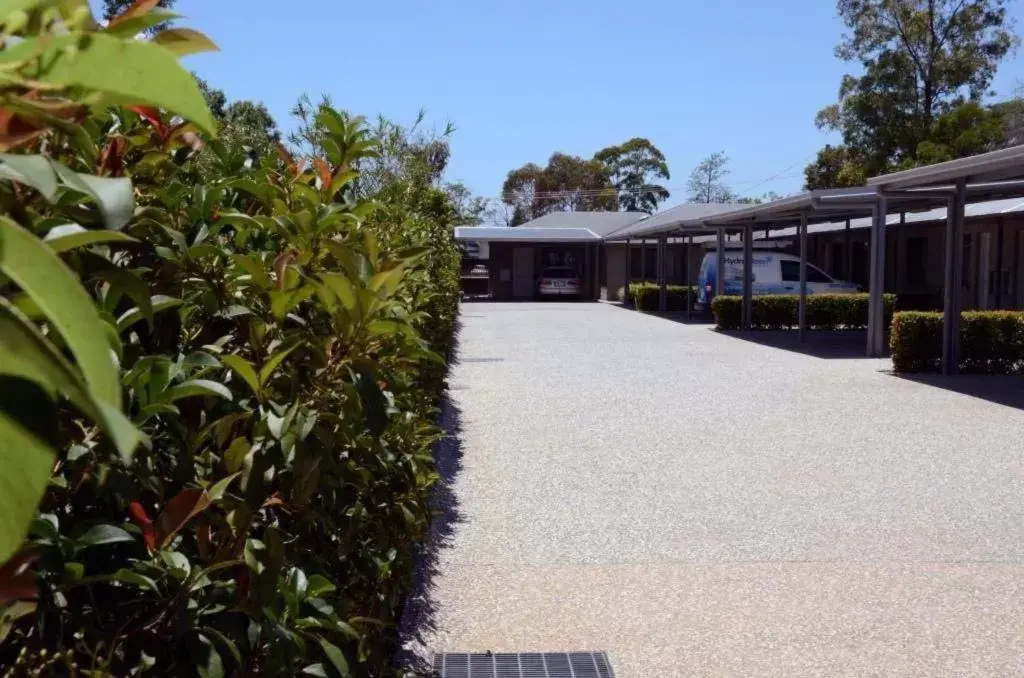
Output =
[
  {"x1": 710, "y1": 296, "x2": 741, "y2": 329},
  {"x1": 627, "y1": 282, "x2": 697, "y2": 311},
  {"x1": 712, "y1": 294, "x2": 896, "y2": 331},
  {"x1": 0, "y1": 4, "x2": 460, "y2": 676},
  {"x1": 891, "y1": 311, "x2": 1024, "y2": 373}
]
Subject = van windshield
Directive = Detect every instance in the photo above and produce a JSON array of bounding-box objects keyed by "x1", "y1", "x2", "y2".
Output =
[
  {"x1": 541, "y1": 267, "x2": 576, "y2": 279},
  {"x1": 780, "y1": 260, "x2": 832, "y2": 283}
]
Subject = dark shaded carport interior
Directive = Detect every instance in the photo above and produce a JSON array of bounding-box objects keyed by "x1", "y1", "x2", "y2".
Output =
[{"x1": 454, "y1": 226, "x2": 603, "y2": 301}]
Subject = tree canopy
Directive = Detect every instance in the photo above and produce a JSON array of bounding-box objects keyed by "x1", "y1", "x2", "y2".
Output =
[
  {"x1": 593, "y1": 138, "x2": 671, "y2": 213},
  {"x1": 501, "y1": 137, "x2": 670, "y2": 224},
  {"x1": 805, "y1": 0, "x2": 1019, "y2": 188},
  {"x1": 687, "y1": 152, "x2": 736, "y2": 203}
]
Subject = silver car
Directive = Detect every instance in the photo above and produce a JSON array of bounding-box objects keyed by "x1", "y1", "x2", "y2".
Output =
[{"x1": 538, "y1": 267, "x2": 581, "y2": 298}]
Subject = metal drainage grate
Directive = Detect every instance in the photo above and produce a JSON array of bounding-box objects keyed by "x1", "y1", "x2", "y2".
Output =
[{"x1": 432, "y1": 652, "x2": 615, "y2": 678}]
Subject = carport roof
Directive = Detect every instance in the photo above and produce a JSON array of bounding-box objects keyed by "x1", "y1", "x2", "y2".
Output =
[
  {"x1": 604, "y1": 202, "x2": 738, "y2": 239},
  {"x1": 518, "y1": 210, "x2": 648, "y2": 236},
  {"x1": 454, "y1": 226, "x2": 601, "y2": 242},
  {"x1": 868, "y1": 144, "x2": 1024, "y2": 189}
]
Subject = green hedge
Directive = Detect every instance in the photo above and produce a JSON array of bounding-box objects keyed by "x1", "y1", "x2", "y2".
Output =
[
  {"x1": 890, "y1": 311, "x2": 1024, "y2": 373},
  {"x1": 0, "y1": 9, "x2": 462, "y2": 675},
  {"x1": 626, "y1": 282, "x2": 698, "y2": 311},
  {"x1": 711, "y1": 294, "x2": 896, "y2": 331}
]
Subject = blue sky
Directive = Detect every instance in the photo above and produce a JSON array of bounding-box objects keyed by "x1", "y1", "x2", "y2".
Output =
[{"x1": 166, "y1": 0, "x2": 1024, "y2": 210}]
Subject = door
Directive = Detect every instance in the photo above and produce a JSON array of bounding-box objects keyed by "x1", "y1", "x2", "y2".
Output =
[{"x1": 512, "y1": 247, "x2": 534, "y2": 298}]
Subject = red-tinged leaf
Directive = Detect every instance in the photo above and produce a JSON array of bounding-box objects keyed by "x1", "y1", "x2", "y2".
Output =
[
  {"x1": 273, "y1": 251, "x2": 296, "y2": 292},
  {"x1": 0, "y1": 550, "x2": 38, "y2": 605},
  {"x1": 153, "y1": 475, "x2": 238, "y2": 550},
  {"x1": 274, "y1": 142, "x2": 295, "y2": 168},
  {"x1": 128, "y1": 105, "x2": 169, "y2": 139},
  {"x1": 108, "y1": 0, "x2": 162, "y2": 28},
  {"x1": 313, "y1": 157, "x2": 332, "y2": 189},
  {"x1": 154, "y1": 488, "x2": 211, "y2": 550},
  {"x1": 237, "y1": 568, "x2": 251, "y2": 601},
  {"x1": 262, "y1": 493, "x2": 285, "y2": 509},
  {"x1": 97, "y1": 136, "x2": 126, "y2": 177},
  {"x1": 195, "y1": 519, "x2": 211, "y2": 560},
  {"x1": 128, "y1": 501, "x2": 156, "y2": 553}
]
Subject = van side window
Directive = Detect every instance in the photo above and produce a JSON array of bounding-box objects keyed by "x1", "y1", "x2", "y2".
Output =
[{"x1": 781, "y1": 259, "x2": 833, "y2": 283}]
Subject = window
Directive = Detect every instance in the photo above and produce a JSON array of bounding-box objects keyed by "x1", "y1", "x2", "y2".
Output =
[
  {"x1": 781, "y1": 259, "x2": 832, "y2": 283},
  {"x1": 807, "y1": 265, "x2": 832, "y2": 283},
  {"x1": 905, "y1": 237, "x2": 928, "y2": 285},
  {"x1": 630, "y1": 247, "x2": 642, "y2": 278}
]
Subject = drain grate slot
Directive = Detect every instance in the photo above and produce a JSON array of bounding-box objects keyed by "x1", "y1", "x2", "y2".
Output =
[{"x1": 433, "y1": 652, "x2": 614, "y2": 678}]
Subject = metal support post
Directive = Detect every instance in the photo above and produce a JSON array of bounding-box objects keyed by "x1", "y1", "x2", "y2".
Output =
[
  {"x1": 685, "y1": 235, "x2": 692, "y2": 320},
  {"x1": 743, "y1": 225, "x2": 753, "y2": 329},
  {"x1": 866, "y1": 198, "x2": 887, "y2": 357},
  {"x1": 640, "y1": 240, "x2": 647, "y2": 280},
  {"x1": 715, "y1": 228, "x2": 725, "y2": 298},
  {"x1": 844, "y1": 219, "x2": 852, "y2": 281},
  {"x1": 942, "y1": 181, "x2": 966, "y2": 374},
  {"x1": 658, "y1": 235, "x2": 667, "y2": 312},
  {"x1": 623, "y1": 239, "x2": 631, "y2": 305},
  {"x1": 798, "y1": 214, "x2": 808, "y2": 342}
]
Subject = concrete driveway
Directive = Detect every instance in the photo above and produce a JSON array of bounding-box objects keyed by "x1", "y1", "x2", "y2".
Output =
[{"x1": 409, "y1": 302, "x2": 1024, "y2": 676}]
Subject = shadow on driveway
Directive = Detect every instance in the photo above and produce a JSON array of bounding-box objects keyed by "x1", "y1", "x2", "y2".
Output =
[
  {"x1": 890, "y1": 372, "x2": 1024, "y2": 411},
  {"x1": 396, "y1": 391, "x2": 466, "y2": 674},
  {"x1": 716, "y1": 330, "x2": 882, "y2": 360}
]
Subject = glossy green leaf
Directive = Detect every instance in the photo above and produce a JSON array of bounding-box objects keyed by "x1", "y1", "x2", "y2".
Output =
[
  {"x1": 109, "y1": 568, "x2": 160, "y2": 592},
  {"x1": 152, "y1": 27, "x2": 219, "y2": 56},
  {"x1": 223, "y1": 438, "x2": 251, "y2": 474},
  {"x1": 0, "y1": 154, "x2": 57, "y2": 201},
  {"x1": 162, "y1": 379, "x2": 233, "y2": 403},
  {"x1": 321, "y1": 274, "x2": 358, "y2": 312},
  {"x1": 95, "y1": 267, "x2": 153, "y2": 329},
  {"x1": 103, "y1": 8, "x2": 180, "y2": 37},
  {"x1": 117, "y1": 294, "x2": 182, "y2": 333},
  {"x1": 270, "y1": 285, "x2": 315, "y2": 319},
  {"x1": 0, "y1": 410, "x2": 54, "y2": 564},
  {"x1": 0, "y1": 216, "x2": 121, "y2": 408},
  {"x1": 222, "y1": 355, "x2": 260, "y2": 396},
  {"x1": 258, "y1": 345, "x2": 297, "y2": 387},
  {"x1": 306, "y1": 574, "x2": 336, "y2": 598},
  {"x1": 76, "y1": 524, "x2": 134, "y2": 549},
  {"x1": 368, "y1": 266, "x2": 404, "y2": 296},
  {"x1": 44, "y1": 224, "x2": 138, "y2": 253},
  {"x1": 233, "y1": 254, "x2": 272, "y2": 289},
  {"x1": 195, "y1": 632, "x2": 225, "y2": 678},
  {"x1": 206, "y1": 472, "x2": 240, "y2": 503},
  {"x1": 317, "y1": 638, "x2": 350, "y2": 678},
  {"x1": 0, "y1": 301, "x2": 139, "y2": 457},
  {"x1": 49, "y1": 161, "x2": 135, "y2": 230},
  {"x1": 0, "y1": 33, "x2": 216, "y2": 135}
]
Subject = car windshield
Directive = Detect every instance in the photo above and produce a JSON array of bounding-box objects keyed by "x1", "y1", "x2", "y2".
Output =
[{"x1": 542, "y1": 268, "x2": 576, "y2": 279}]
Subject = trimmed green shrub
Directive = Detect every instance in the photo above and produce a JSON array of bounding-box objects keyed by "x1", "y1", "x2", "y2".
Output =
[
  {"x1": 0, "y1": 5, "x2": 462, "y2": 675},
  {"x1": 627, "y1": 282, "x2": 697, "y2": 311},
  {"x1": 711, "y1": 296, "x2": 742, "y2": 329},
  {"x1": 891, "y1": 311, "x2": 1024, "y2": 373},
  {"x1": 712, "y1": 294, "x2": 896, "y2": 331},
  {"x1": 753, "y1": 295, "x2": 798, "y2": 329}
]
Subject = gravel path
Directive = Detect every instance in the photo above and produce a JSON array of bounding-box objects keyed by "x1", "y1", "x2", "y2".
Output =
[{"x1": 408, "y1": 302, "x2": 1024, "y2": 676}]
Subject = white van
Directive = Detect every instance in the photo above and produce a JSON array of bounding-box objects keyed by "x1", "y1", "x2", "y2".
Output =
[{"x1": 696, "y1": 250, "x2": 859, "y2": 307}]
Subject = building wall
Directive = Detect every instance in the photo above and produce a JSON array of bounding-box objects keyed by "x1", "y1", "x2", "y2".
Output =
[{"x1": 797, "y1": 216, "x2": 1024, "y2": 311}]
